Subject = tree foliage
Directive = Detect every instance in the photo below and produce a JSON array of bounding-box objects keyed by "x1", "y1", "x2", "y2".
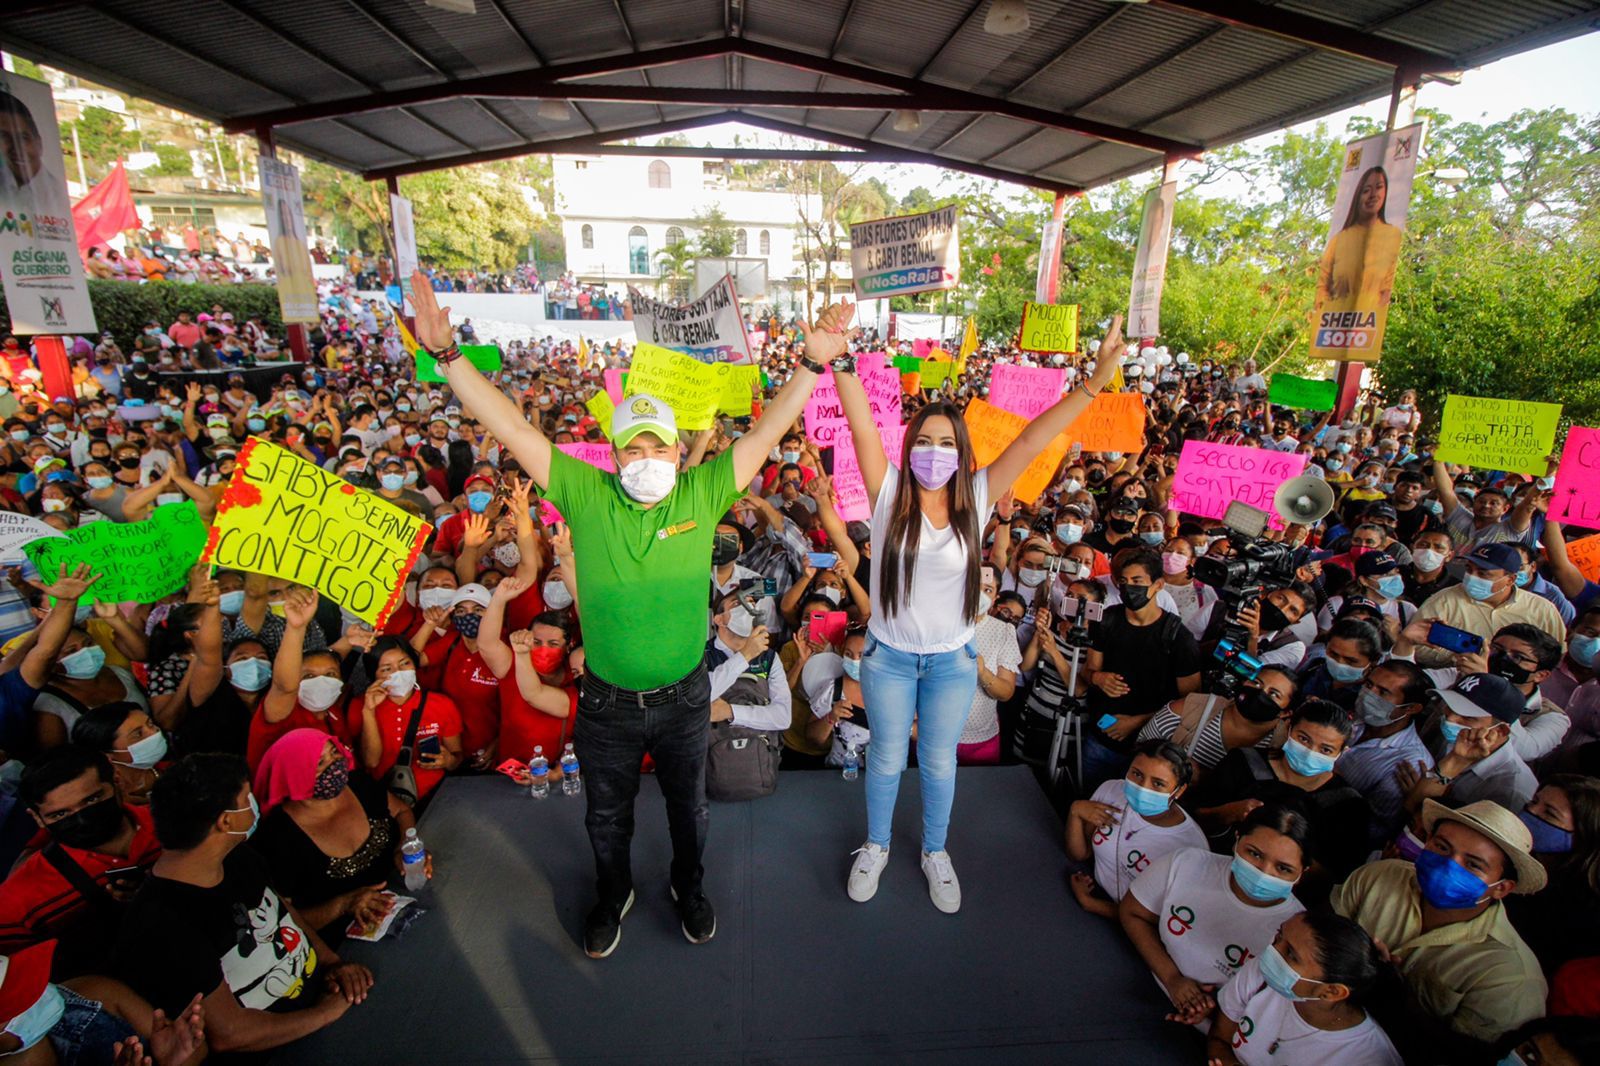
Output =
[
  {"x1": 60, "y1": 106, "x2": 138, "y2": 182},
  {"x1": 693, "y1": 206, "x2": 736, "y2": 258}
]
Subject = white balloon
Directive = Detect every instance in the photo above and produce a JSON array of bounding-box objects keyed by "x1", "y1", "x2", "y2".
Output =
[
  {"x1": 1140, "y1": 380, "x2": 1156, "y2": 394},
  {"x1": 1177, "y1": 352, "x2": 1190, "y2": 363},
  {"x1": 1088, "y1": 338, "x2": 1102, "y2": 354},
  {"x1": 1155, "y1": 352, "x2": 1172, "y2": 366},
  {"x1": 1140, "y1": 346, "x2": 1158, "y2": 359},
  {"x1": 1124, "y1": 362, "x2": 1144, "y2": 377}
]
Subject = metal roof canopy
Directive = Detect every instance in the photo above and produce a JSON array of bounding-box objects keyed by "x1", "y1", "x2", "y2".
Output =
[{"x1": 4, "y1": 0, "x2": 1598, "y2": 193}]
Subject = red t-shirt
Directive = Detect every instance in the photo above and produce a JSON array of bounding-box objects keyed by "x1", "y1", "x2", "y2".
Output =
[
  {"x1": 421, "y1": 633, "x2": 501, "y2": 756},
  {"x1": 358, "y1": 689, "x2": 463, "y2": 800},
  {"x1": 246, "y1": 700, "x2": 359, "y2": 771},
  {"x1": 432, "y1": 510, "x2": 470, "y2": 557},
  {"x1": 0, "y1": 804, "x2": 162, "y2": 958},
  {"x1": 503, "y1": 584, "x2": 545, "y2": 633},
  {"x1": 382, "y1": 600, "x2": 424, "y2": 638},
  {"x1": 497, "y1": 656, "x2": 578, "y2": 765}
]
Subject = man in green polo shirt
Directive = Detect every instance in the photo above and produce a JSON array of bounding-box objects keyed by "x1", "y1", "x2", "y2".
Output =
[{"x1": 408, "y1": 271, "x2": 852, "y2": 958}]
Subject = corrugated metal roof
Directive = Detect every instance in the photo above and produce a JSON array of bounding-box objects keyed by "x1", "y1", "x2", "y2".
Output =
[{"x1": 2, "y1": 0, "x2": 1596, "y2": 190}]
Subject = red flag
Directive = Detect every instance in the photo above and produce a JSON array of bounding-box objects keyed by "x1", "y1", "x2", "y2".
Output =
[{"x1": 72, "y1": 160, "x2": 139, "y2": 257}]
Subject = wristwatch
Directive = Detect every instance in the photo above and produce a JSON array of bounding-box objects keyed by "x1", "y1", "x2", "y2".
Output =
[
  {"x1": 798, "y1": 355, "x2": 827, "y2": 375},
  {"x1": 830, "y1": 354, "x2": 857, "y2": 376}
]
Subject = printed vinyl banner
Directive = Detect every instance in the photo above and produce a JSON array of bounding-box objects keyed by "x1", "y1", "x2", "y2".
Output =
[
  {"x1": 850, "y1": 206, "x2": 960, "y2": 300},
  {"x1": 258, "y1": 155, "x2": 318, "y2": 323},
  {"x1": 204, "y1": 440, "x2": 432, "y2": 626},
  {"x1": 390, "y1": 193, "x2": 418, "y2": 302},
  {"x1": 1309, "y1": 122, "x2": 1425, "y2": 363},
  {"x1": 1127, "y1": 180, "x2": 1176, "y2": 339},
  {"x1": 628, "y1": 276, "x2": 752, "y2": 365},
  {"x1": 0, "y1": 72, "x2": 97, "y2": 335}
]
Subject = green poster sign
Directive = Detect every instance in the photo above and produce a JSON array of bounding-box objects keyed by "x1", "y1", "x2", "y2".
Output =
[
  {"x1": 1268, "y1": 373, "x2": 1338, "y2": 412},
  {"x1": 24, "y1": 502, "x2": 208, "y2": 604}
]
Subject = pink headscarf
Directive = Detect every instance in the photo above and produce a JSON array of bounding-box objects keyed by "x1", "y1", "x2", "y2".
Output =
[{"x1": 253, "y1": 728, "x2": 354, "y2": 813}]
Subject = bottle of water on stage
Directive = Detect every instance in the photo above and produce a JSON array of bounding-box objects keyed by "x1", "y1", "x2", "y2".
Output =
[
  {"x1": 401, "y1": 828, "x2": 427, "y2": 892},
  {"x1": 843, "y1": 744, "x2": 860, "y2": 781},
  {"x1": 560, "y1": 743, "x2": 581, "y2": 796},
  {"x1": 529, "y1": 746, "x2": 550, "y2": 799}
]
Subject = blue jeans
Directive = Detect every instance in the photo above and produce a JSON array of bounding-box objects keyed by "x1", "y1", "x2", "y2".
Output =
[
  {"x1": 860, "y1": 632, "x2": 978, "y2": 853},
  {"x1": 49, "y1": 987, "x2": 134, "y2": 1066}
]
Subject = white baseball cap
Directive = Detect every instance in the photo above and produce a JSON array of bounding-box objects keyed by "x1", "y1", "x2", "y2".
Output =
[
  {"x1": 450, "y1": 583, "x2": 491, "y2": 609},
  {"x1": 611, "y1": 393, "x2": 677, "y2": 448}
]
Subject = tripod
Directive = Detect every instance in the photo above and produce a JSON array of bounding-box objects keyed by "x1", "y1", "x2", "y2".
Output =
[{"x1": 1045, "y1": 640, "x2": 1089, "y2": 789}]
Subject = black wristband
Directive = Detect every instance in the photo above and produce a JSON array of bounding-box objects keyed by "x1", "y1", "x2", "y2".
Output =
[
  {"x1": 799, "y1": 356, "x2": 827, "y2": 375},
  {"x1": 428, "y1": 343, "x2": 463, "y2": 365}
]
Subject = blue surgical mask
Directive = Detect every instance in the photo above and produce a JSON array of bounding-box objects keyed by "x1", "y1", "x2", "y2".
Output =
[
  {"x1": 228, "y1": 657, "x2": 272, "y2": 692},
  {"x1": 842, "y1": 657, "x2": 861, "y2": 681},
  {"x1": 86, "y1": 475, "x2": 113, "y2": 490},
  {"x1": 1139, "y1": 531, "x2": 1164, "y2": 546},
  {"x1": 1517, "y1": 810, "x2": 1573, "y2": 854},
  {"x1": 1414, "y1": 848, "x2": 1500, "y2": 910},
  {"x1": 3, "y1": 983, "x2": 65, "y2": 1052},
  {"x1": 218, "y1": 589, "x2": 245, "y2": 616},
  {"x1": 1282, "y1": 737, "x2": 1338, "y2": 776},
  {"x1": 1259, "y1": 943, "x2": 1321, "y2": 1001},
  {"x1": 1375, "y1": 574, "x2": 1404, "y2": 600},
  {"x1": 1325, "y1": 459, "x2": 1343, "y2": 473},
  {"x1": 1463, "y1": 573, "x2": 1497, "y2": 601},
  {"x1": 58, "y1": 644, "x2": 106, "y2": 679},
  {"x1": 1572, "y1": 634, "x2": 1600, "y2": 668},
  {"x1": 1230, "y1": 852, "x2": 1297, "y2": 901},
  {"x1": 1514, "y1": 571, "x2": 1531, "y2": 588},
  {"x1": 114, "y1": 730, "x2": 168, "y2": 770},
  {"x1": 467, "y1": 491, "x2": 493, "y2": 513},
  {"x1": 246, "y1": 417, "x2": 266, "y2": 432},
  {"x1": 1439, "y1": 719, "x2": 1465, "y2": 746},
  {"x1": 405, "y1": 433, "x2": 423, "y2": 447},
  {"x1": 381, "y1": 473, "x2": 405, "y2": 491},
  {"x1": 1325, "y1": 658, "x2": 1366, "y2": 684},
  {"x1": 224, "y1": 794, "x2": 260, "y2": 839},
  {"x1": 1056, "y1": 523, "x2": 1083, "y2": 545},
  {"x1": 1122, "y1": 779, "x2": 1172, "y2": 818}
]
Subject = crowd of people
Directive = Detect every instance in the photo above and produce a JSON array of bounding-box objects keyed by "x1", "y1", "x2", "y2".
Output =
[{"x1": 0, "y1": 262, "x2": 1591, "y2": 1064}]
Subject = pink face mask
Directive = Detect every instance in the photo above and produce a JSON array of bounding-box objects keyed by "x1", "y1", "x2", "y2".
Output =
[{"x1": 1161, "y1": 551, "x2": 1190, "y2": 576}]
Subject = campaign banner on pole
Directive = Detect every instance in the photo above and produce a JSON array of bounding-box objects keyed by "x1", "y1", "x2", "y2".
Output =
[
  {"x1": 849, "y1": 206, "x2": 960, "y2": 300},
  {"x1": 1018, "y1": 303, "x2": 1080, "y2": 354},
  {"x1": 0, "y1": 72, "x2": 97, "y2": 335},
  {"x1": 1550, "y1": 427, "x2": 1600, "y2": 526},
  {"x1": 1034, "y1": 219, "x2": 1061, "y2": 304},
  {"x1": 258, "y1": 155, "x2": 318, "y2": 323},
  {"x1": 1309, "y1": 122, "x2": 1425, "y2": 363},
  {"x1": 1171, "y1": 441, "x2": 1307, "y2": 531},
  {"x1": 1127, "y1": 180, "x2": 1176, "y2": 339},
  {"x1": 23, "y1": 502, "x2": 207, "y2": 603},
  {"x1": 627, "y1": 276, "x2": 752, "y2": 365},
  {"x1": 1434, "y1": 395, "x2": 1562, "y2": 476},
  {"x1": 203, "y1": 440, "x2": 432, "y2": 627},
  {"x1": 390, "y1": 193, "x2": 418, "y2": 302}
]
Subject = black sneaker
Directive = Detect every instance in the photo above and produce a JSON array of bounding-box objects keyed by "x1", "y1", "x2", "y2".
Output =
[
  {"x1": 583, "y1": 889, "x2": 634, "y2": 959},
  {"x1": 670, "y1": 885, "x2": 716, "y2": 945}
]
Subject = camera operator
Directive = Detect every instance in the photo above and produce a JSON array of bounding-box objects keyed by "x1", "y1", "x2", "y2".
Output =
[
  {"x1": 1079, "y1": 548, "x2": 1203, "y2": 789},
  {"x1": 1193, "y1": 584, "x2": 1316, "y2": 671}
]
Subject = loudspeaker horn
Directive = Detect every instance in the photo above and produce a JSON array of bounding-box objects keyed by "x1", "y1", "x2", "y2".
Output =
[{"x1": 1273, "y1": 475, "x2": 1336, "y2": 527}]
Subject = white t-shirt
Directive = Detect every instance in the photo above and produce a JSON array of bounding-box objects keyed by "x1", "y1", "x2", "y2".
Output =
[
  {"x1": 1219, "y1": 958, "x2": 1402, "y2": 1066},
  {"x1": 1087, "y1": 780, "x2": 1207, "y2": 902},
  {"x1": 1130, "y1": 848, "x2": 1305, "y2": 988},
  {"x1": 960, "y1": 615, "x2": 1023, "y2": 744},
  {"x1": 867, "y1": 463, "x2": 990, "y2": 654}
]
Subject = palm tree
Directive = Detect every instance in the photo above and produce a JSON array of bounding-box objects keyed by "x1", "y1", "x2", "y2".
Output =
[{"x1": 654, "y1": 240, "x2": 695, "y2": 300}]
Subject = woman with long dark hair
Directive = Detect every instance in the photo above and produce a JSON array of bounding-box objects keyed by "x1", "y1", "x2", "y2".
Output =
[
  {"x1": 1315, "y1": 164, "x2": 1402, "y2": 315},
  {"x1": 834, "y1": 315, "x2": 1124, "y2": 913}
]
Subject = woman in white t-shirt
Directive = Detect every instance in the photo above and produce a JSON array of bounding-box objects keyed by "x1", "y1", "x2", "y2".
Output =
[
  {"x1": 1210, "y1": 911, "x2": 1401, "y2": 1066},
  {"x1": 1066, "y1": 738, "x2": 1206, "y2": 917},
  {"x1": 835, "y1": 316, "x2": 1126, "y2": 915},
  {"x1": 1120, "y1": 804, "x2": 1311, "y2": 1025},
  {"x1": 954, "y1": 565, "x2": 1022, "y2": 765}
]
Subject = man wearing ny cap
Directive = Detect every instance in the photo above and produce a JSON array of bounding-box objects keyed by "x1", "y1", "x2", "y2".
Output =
[
  {"x1": 1332, "y1": 798, "x2": 1547, "y2": 1048},
  {"x1": 409, "y1": 270, "x2": 856, "y2": 959},
  {"x1": 1412, "y1": 542, "x2": 1565, "y2": 668},
  {"x1": 1401, "y1": 672, "x2": 1539, "y2": 813}
]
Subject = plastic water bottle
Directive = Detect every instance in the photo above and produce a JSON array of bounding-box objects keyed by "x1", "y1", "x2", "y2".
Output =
[
  {"x1": 560, "y1": 743, "x2": 581, "y2": 796},
  {"x1": 401, "y1": 828, "x2": 427, "y2": 892},
  {"x1": 528, "y1": 746, "x2": 550, "y2": 799},
  {"x1": 842, "y1": 744, "x2": 860, "y2": 781}
]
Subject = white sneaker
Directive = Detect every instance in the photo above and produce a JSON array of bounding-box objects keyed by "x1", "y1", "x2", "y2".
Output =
[
  {"x1": 847, "y1": 842, "x2": 890, "y2": 902},
  {"x1": 921, "y1": 850, "x2": 961, "y2": 914}
]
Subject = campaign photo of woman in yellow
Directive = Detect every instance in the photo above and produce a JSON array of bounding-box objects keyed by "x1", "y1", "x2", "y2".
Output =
[{"x1": 1315, "y1": 165, "x2": 1403, "y2": 314}]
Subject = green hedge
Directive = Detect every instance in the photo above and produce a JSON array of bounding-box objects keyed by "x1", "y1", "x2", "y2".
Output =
[{"x1": 0, "y1": 281, "x2": 286, "y2": 347}]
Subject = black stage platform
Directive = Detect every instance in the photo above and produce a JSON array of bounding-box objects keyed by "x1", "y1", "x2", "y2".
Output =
[{"x1": 274, "y1": 767, "x2": 1194, "y2": 1064}]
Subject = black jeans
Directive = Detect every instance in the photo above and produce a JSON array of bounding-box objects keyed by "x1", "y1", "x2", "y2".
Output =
[{"x1": 574, "y1": 664, "x2": 710, "y2": 911}]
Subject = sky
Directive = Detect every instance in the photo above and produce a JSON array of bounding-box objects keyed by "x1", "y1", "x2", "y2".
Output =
[{"x1": 640, "y1": 31, "x2": 1600, "y2": 204}]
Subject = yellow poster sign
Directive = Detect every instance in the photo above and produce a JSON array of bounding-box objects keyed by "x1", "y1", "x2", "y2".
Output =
[
  {"x1": 716, "y1": 364, "x2": 761, "y2": 417},
  {"x1": 586, "y1": 390, "x2": 615, "y2": 437},
  {"x1": 202, "y1": 440, "x2": 432, "y2": 626},
  {"x1": 1018, "y1": 303, "x2": 1079, "y2": 354},
  {"x1": 622, "y1": 343, "x2": 722, "y2": 430}
]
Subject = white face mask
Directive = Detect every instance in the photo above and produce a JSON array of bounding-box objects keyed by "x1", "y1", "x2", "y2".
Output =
[
  {"x1": 619, "y1": 457, "x2": 676, "y2": 504},
  {"x1": 492, "y1": 542, "x2": 521, "y2": 568},
  {"x1": 418, "y1": 587, "x2": 456, "y2": 611},
  {"x1": 725, "y1": 609, "x2": 755, "y2": 639},
  {"x1": 819, "y1": 586, "x2": 842, "y2": 607},
  {"x1": 297, "y1": 675, "x2": 345, "y2": 712},
  {"x1": 382, "y1": 669, "x2": 418, "y2": 699},
  {"x1": 979, "y1": 591, "x2": 994, "y2": 614},
  {"x1": 543, "y1": 580, "x2": 573, "y2": 609}
]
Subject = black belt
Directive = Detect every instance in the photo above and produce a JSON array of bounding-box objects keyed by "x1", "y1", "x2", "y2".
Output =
[{"x1": 583, "y1": 663, "x2": 706, "y2": 708}]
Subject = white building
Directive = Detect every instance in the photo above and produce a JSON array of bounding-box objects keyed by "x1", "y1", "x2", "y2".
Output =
[{"x1": 553, "y1": 154, "x2": 834, "y2": 311}]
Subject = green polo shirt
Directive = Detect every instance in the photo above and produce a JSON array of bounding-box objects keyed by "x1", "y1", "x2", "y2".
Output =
[{"x1": 546, "y1": 447, "x2": 742, "y2": 691}]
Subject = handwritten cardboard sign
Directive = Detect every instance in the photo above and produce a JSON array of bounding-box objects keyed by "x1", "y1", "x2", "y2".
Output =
[
  {"x1": 556, "y1": 442, "x2": 616, "y2": 473},
  {"x1": 1550, "y1": 426, "x2": 1599, "y2": 526},
  {"x1": 585, "y1": 391, "x2": 614, "y2": 437},
  {"x1": 832, "y1": 423, "x2": 906, "y2": 522},
  {"x1": 1435, "y1": 395, "x2": 1562, "y2": 476},
  {"x1": 963, "y1": 398, "x2": 1068, "y2": 504},
  {"x1": 989, "y1": 364, "x2": 1065, "y2": 421},
  {"x1": 1268, "y1": 373, "x2": 1338, "y2": 412},
  {"x1": 1018, "y1": 303, "x2": 1079, "y2": 354},
  {"x1": 1171, "y1": 440, "x2": 1307, "y2": 530},
  {"x1": 204, "y1": 440, "x2": 432, "y2": 626},
  {"x1": 23, "y1": 502, "x2": 206, "y2": 604},
  {"x1": 0, "y1": 511, "x2": 66, "y2": 560},
  {"x1": 603, "y1": 368, "x2": 625, "y2": 403},
  {"x1": 804, "y1": 365, "x2": 902, "y2": 447},
  {"x1": 717, "y1": 364, "x2": 761, "y2": 417},
  {"x1": 1062, "y1": 392, "x2": 1147, "y2": 454},
  {"x1": 415, "y1": 344, "x2": 501, "y2": 384},
  {"x1": 1567, "y1": 535, "x2": 1600, "y2": 583},
  {"x1": 622, "y1": 343, "x2": 722, "y2": 431}
]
